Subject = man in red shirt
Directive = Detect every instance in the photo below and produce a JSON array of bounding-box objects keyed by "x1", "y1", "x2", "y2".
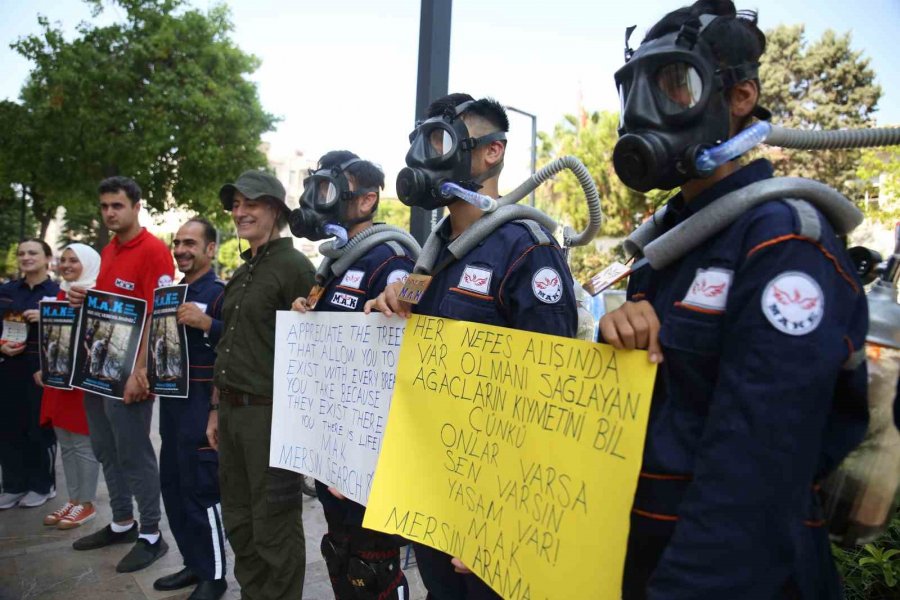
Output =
[{"x1": 68, "y1": 176, "x2": 174, "y2": 573}]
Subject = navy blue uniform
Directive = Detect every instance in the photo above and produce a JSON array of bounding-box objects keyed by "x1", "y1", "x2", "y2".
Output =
[
  {"x1": 312, "y1": 241, "x2": 414, "y2": 600},
  {"x1": 414, "y1": 219, "x2": 577, "y2": 600},
  {"x1": 0, "y1": 277, "x2": 59, "y2": 496},
  {"x1": 159, "y1": 270, "x2": 226, "y2": 581},
  {"x1": 619, "y1": 160, "x2": 869, "y2": 600}
]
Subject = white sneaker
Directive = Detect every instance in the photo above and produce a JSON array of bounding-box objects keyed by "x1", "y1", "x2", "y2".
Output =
[
  {"x1": 48, "y1": 486, "x2": 57, "y2": 500},
  {"x1": 0, "y1": 492, "x2": 26, "y2": 510},
  {"x1": 18, "y1": 491, "x2": 50, "y2": 508}
]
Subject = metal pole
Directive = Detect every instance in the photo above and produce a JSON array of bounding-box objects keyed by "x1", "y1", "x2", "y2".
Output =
[
  {"x1": 409, "y1": 0, "x2": 452, "y2": 245},
  {"x1": 505, "y1": 106, "x2": 537, "y2": 206}
]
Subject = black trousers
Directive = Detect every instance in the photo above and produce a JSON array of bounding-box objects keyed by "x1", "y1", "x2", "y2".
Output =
[{"x1": 0, "y1": 360, "x2": 55, "y2": 494}]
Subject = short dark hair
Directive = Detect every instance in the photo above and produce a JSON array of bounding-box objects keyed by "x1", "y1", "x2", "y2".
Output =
[
  {"x1": 644, "y1": 0, "x2": 766, "y2": 77},
  {"x1": 98, "y1": 176, "x2": 142, "y2": 204},
  {"x1": 426, "y1": 93, "x2": 510, "y2": 133},
  {"x1": 185, "y1": 217, "x2": 217, "y2": 245},
  {"x1": 318, "y1": 150, "x2": 359, "y2": 170},
  {"x1": 19, "y1": 237, "x2": 52, "y2": 257}
]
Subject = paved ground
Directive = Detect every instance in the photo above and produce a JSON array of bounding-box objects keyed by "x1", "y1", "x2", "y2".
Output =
[{"x1": 0, "y1": 402, "x2": 428, "y2": 599}]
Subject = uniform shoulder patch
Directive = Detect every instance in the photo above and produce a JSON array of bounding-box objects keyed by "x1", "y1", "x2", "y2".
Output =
[
  {"x1": 761, "y1": 271, "x2": 824, "y2": 336},
  {"x1": 386, "y1": 269, "x2": 409, "y2": 286},
  {"x1": 459, "y1": 265, "x2": 492, "y2": 295},
  {"x1": 532, "y1": 267, "x2": 562, "y2": 304},
  {"x1": 682, "y1": 268, "x2": 732, "y2": 311},
  {"x1": 340, "y1": 270, "x2": 365, "y2": 289},
  {"x1": 157, "y1": 274, "x2": 173, "y2": 287}
]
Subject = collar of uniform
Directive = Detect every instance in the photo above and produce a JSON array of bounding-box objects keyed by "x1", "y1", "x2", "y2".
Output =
[
  {"x1": 435, "y1": 218, "x2": 453, "y2": 243},
  {"x1": 180, "y1": 268, "x2": 216, "y2": 288},
  {"x1": 111, "y1": 227, "x2": 150, "y2": 250},
  {"x1": 239, "y1": 236, "x2": 292, "y2": 262},
  {"x1": 18, "y1": 276, "x2": 53, "y2": 291},
  {"x1": 664, "y1": 159, "x2": 774, "y2": 229}
]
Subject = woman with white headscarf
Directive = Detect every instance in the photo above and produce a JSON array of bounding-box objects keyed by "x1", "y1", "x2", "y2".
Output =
[{"x1": 38, "y1": 243, "x2": 102, "y2": 530}]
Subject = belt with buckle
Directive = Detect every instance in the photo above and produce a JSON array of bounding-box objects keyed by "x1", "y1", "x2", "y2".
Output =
[{"x1": 219, "y1": 388, "x2": 272, "y2": 407}]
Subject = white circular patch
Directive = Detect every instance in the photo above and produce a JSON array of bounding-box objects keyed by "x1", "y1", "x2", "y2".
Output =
[
  {"x1": 386, "y1": 269, "x2": 409, "y2": 286},
  {"x1": 761, "y1": 271, "x2": 824, "y2": 336},
  {"x1": 157, "y1": 274, "x2": 174, "y2": 287},
  {"x1": 532, "y1": 268, "x2": 562, "y2": 304}
]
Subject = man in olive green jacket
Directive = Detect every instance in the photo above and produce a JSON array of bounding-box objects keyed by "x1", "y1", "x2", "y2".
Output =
[{"x1": 208, "y1": 171, "x2": 315, "y2": 599}]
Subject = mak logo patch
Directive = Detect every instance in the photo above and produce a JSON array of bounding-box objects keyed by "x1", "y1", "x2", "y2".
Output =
[
  {"x1": 341, "y1": 270, "x2": 365, "y2": 289},
  {"x1": 532, "y1": 267, "x2": 562, "y2": 304},
  {"x1": 682, "y1": 268, "x2": 733, "y2": 311},
  {"x1": 330, "y1": 291, "x2": 359, "y2": 310},
  {"x1": 157, "y1": 274, "x2": 173, "y2": 287},
  {"x1": 386, "y1": 269, "x2": 410, "y2": 286},
  {"x1": 761, "y1": 271, "x2": 824, "y2": 336},
  {"x1": 458, "y1": 265, "x2": 492, "y2": 295},
  {"x1": 115, "y1": 278, "x2": 135, "y2": 291}
]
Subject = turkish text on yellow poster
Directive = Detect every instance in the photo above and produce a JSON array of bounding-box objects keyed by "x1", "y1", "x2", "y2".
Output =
[{"x1": 364, "y1": 315, "x2": 656, "y2": 599}]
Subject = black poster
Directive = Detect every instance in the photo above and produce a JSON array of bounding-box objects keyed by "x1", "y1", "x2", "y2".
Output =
[
  {"x1": 71, "y1": 290, "x2": 147, "y2": 400},
  {"x1": 38, "y1": 301, "x2": 79, "y2": 390},
  {"x1": 147, "y1": 285, "x2": 189, "y2": 398}
]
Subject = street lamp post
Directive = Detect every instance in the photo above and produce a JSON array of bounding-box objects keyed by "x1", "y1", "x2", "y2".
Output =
[
  {"x1": 409, "y1": 0, "x2": 453, "y2": 245},
  {"x1": 505, "y1": 106, "x2": 537, "y2": 206}
]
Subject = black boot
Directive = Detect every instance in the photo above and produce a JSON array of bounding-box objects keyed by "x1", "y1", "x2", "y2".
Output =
[
  {"x1": 154, "y1": 567, "x2": 199, "y2": 591},
  {"x1": 188, "y1": 579, "x2": 228, "y2": 600}
]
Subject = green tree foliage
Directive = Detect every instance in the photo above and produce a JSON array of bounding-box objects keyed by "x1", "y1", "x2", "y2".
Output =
[
  {"x1": 3, "y1": 0, "x2": 275, "y2": 245},
  {"x1": 535, "y1": 110, "x2": 651, "y2": 282},
  {"x1": 536, "y1": 111, "x2": 648, "y2": 238},
  {"x1": 759, "y1": 26, "x2": 881, "y2": 193},
  {"x1": 216, "y1": 236, "x2": 242, "y2": 279},
  {"x1": 376, "y1": 198, "x2": 411, "y2": 231},
  {"x1": 857, "y1": 147, "x2": 900, "y2": 222}
]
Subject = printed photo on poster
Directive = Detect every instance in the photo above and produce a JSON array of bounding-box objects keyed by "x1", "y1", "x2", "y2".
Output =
[
  {"x1": 147, "y1": 285, "x2": 189, "y2": 398},
  {"x1": 70, "y1": 290, "x2": 146, "y2": 400},
  {"x1": 39, "y1": 301, "x2": 79, "y2": 389}
]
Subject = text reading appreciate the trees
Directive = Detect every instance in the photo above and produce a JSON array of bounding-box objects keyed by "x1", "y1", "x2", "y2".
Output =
[{"x1": 270, "y1": 312, "x2": 404, "y2": 505}]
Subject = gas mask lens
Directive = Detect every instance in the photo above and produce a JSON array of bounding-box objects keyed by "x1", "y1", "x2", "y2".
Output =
[
  {"x1": 656, "y1": 63, "x2": 703, "y2": 110},
  {"x1": 316, "y1": 180, "x2": 338, "y2": 207},
  {"x1": 426, "y1": 126, "x2": 455, "y2": 160}
]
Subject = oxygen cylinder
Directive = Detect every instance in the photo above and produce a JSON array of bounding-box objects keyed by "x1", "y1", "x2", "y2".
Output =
[{"x1": 821, "y1": 240, "x2": 900, "y2": 546}]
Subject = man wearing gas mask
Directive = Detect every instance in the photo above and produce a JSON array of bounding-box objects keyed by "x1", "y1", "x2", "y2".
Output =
[
  {"x1": 289, "y1": 151, "x2": 415, "y2": 600},
  {"x1": 600, "y1": 2, "x2": 868, "y2": 599},
  {"x1": 367, "y1": 94, "x2": 577, "y2": 599}
]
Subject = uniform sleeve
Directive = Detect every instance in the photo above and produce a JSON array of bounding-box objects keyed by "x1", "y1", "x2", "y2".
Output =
[
  {"x1": 367, "y1": 255, "x2": 415, "y2": 299},
  {"x1": 498, "y1": 243, "x2": 578, "y2": 338},
  {"x1": 205, "y1": 287, "x2": 225, "y2": 348},
  {"x1": 281, "y1": 257, "x2": 316, "y2": 310},
  {"x1": 141, "y1": 243, "x2": 176, "y2": 308},
  {"x1": 646, "y1": 236, "x2": 868, "y2": 599}
]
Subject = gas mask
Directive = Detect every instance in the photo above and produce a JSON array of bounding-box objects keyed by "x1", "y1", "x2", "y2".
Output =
[
  {"x1": 289, "y1": 158, "x2": 379, "y2": 243},
  {"x1": 613, "y1": 15, "x2": 766, "y2": 192},
  {"x1": 396, "y1": 100, "x2": 507, "y2": 210}
]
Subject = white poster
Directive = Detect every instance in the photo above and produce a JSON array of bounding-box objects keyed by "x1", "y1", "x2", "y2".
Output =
[{"x1": 270, "y1": 311, "x2": 405, "y2": 505}]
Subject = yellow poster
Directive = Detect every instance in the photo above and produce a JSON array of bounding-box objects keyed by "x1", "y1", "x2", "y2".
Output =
[{"x1": 363, "y1": 315, "x2": 656, "y2": 600}]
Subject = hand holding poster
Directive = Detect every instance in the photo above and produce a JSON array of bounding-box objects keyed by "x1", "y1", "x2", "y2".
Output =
[
  {"x1": 270, "y1": 311, "x2": 404, "y2": 505},
  {"x1": 148, "y1": 285, "x2": 189, "y2": 398},
  {"x1": 39, "y1": 301, "x2": 79, "y2": 389},
  {"x1": 71, "y1": 289, "x2": 147, "y2": 400},
  {"x1": 363, "y1": 315, "x2": 655, "y2": 600}
]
